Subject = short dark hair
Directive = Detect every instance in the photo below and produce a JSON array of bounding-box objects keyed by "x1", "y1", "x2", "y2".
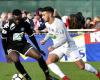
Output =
[
  {"x1": 37, "y1": 8, "x2": 43, "y2": 12},
  {"x1": 86, "y1": 17, "x2": 92, "y2": 21},
  {"x1": 12, "y1": 9, "x2": 22, "y2": 16},
  {"x1": 42, "y1": 6, "x2": 54, "y2": 13}
]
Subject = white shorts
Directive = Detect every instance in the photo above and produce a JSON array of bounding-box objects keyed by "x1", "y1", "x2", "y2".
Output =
[{"x1": 49, "y1": 42, "x2": 81, "y2": 61}]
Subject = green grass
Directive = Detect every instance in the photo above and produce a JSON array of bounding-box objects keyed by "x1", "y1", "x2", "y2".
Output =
[{"x1": 0, "y1": 62, "x2": 100, "y2": 80}]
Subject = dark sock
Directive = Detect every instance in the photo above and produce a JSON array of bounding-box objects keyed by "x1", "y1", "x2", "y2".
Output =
[
  {"x1": 37, "y1": 56, "x2": 50, "y2": 78},
  {"x1": 14, "y1": 61, "x2": 31, "y2": 79}
]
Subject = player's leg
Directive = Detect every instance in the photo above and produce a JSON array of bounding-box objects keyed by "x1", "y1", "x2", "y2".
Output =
[
  {"x1": 74, "y1": 60, "x2": 100, "y2": 79},
  {"x1": 75, "y1": 59, "x2": 100, "y2": 78},
  {"x1": 70, "y1": 50, "x2": 100, "y2": 79},
  {"x1": 8, "y1": 50, "x2": 31, "y2": 80},
  {"x1": 25, "y1": 48, "x2": 52, "y2": 80},
  {"x1": 46, "y1": 47, "x2": 70, "y2": 80},
  {"x1": 74, "y1": 59, "x2": 98, "y2": 73}
]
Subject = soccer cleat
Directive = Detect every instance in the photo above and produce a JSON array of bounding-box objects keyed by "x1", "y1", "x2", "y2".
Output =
[
  {"x1": 24, "y1": 73, "x2": 32, "y2": 80},
  {"x1": 96, "y1": 72, "x2": 100, "y2": 79},
  {"x1": 62, "y1": 76, "x2": 70, "y2": 80}
]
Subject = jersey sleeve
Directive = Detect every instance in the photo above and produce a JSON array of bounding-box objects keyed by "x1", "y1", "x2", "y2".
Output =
[{"x1": 1, "y1": 23, "x2": 9, "y2": 39}]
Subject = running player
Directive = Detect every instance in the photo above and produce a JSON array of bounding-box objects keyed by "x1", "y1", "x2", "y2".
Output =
[
  {"x1": 40, "y1": 6, "x2": 100, "y2": 80},
  {"x1": 1, "y1": 9, "x2": 52, "y2": 80}
]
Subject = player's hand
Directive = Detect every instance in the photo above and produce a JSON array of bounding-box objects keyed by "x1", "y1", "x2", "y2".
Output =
[
  {"x1": 5, "y1": 55, "x2": 12, "y2": 63},
  {"x1": 48, "y1": 46, "x2": 55, "y2": 52},
  {"x1": 40, "y1": 40, "x2": 46, "y2": 45}
]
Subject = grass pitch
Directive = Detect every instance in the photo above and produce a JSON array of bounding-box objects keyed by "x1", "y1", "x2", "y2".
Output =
[{"x1": 0, "y1": 62, "x2": 100, "y2": 80}]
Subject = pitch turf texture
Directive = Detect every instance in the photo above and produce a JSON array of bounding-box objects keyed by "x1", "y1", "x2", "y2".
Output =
[{"x1": 0, "y1": 62, "x2": 100, "y2": 80}]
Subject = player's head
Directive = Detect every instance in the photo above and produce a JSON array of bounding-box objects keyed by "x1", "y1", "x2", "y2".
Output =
[
  {"x1": 42, "y1": 6, "x2": 54, "y2": 22},
  {"x1": 12, "y1": 9, "x2": 22, "y2": 20}
]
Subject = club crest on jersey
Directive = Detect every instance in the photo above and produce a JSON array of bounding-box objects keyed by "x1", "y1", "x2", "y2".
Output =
[{"x1": 10, "y1": 23, "x2": 15, "y2": 30}]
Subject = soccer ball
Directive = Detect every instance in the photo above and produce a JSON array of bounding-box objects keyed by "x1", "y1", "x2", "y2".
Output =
[{"x1": 12, "y1": 73, "x2": 24, "y2": 80}]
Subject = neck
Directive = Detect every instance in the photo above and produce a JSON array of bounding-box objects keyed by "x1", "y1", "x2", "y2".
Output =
[
  {"x1": 14, "y1": 20, "x2": 20, "y2": 25},
  {"x1": 48, "y1": 17, "x2": 55, "y2": 24}
]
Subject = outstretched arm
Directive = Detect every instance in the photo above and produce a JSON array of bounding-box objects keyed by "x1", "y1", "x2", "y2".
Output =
[
  {"x1": 29, "y1": 34, "x2": 45, "y2": 56},
  {"x1": 1, "y1": 31, "x2": 11, "y2": 62},
  {"x1": 29, "y1": 34, "x2": 41, "y2": 51},
  {"x1": 1, "y1": 22, "x2": 11, "y2": 62},
  {"x1": 1, "y1": 38, "x2": 7, "y2": 55},
  {"x1": 1, "y1": 25, "x2": 8, "y2": 55},
  {"x1": 25, "y1": 22, "x2": 46, "y2": 56}
]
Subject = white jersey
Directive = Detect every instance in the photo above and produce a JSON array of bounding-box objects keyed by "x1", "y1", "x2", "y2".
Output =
[{"x1": 44, "y1": 18, "x2": 76, "y2": 48}]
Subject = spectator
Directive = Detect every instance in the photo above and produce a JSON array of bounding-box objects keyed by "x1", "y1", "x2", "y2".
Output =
[
  {"x1": 62, "y1": 12, "x2": 85, "y2": 29},
  {"x1": 0, "y1": 12, "x2": 8, "y2": 32},
  {"x1": 33, "y1": 11, "x2": 41, "y2": 33},
  {"x1": 7, "y1": 12, "x2": 13, "y2": 20},
  {"x1": 22, "y1": 10, "x2": 34, "y2": 30},
  {"x1": 53, "y1": 9, "x2": 61, "y2": 19},
  {"x1": 85, "y1": 17, "x2": 92, "y2": 29},
  {"x1": 22, "y1": 10, "x2": 27, "y2": 20},
  {"x1": 33, "y1": 8, "x2": 46, "y2": 33},
  {"x1": 93, "y1": 16, "x2": 100, "y2": 29},
  {"x1": 75, "y1": 12, "x2": 85, "y2": 29},
  {"x1": 26, "y1": 12, "x2": 34, "y2": 30}
]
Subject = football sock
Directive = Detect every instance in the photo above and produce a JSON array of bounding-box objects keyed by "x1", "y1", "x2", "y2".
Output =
[
  {"x1": 37, "y1": 56, "x2": 50, "y2": 77},
  {"x1": 85, "y1": 63, "x2": 98, "y2": 74},
  {"x1": 14, "y1": 61, "x2": 31, "y2": 79},
  {"x1": 48, "y1": 63, "x2": 65, "y2": 78}
]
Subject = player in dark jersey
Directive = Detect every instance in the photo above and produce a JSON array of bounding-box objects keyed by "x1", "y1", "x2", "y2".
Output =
[{"x1": 1, "y1": 9, "x2": 52, "y2": 80}]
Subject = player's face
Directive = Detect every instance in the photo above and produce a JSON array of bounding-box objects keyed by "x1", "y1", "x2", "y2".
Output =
[
  {"x1": 42, "y1": 11, "x2": 50, "y2": 22},
  {"x1": 13, "y1": 14, "x2": 22, "y2": 21}
]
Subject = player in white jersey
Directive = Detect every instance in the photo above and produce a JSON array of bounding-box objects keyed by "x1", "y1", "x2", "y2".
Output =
[{"x1": 40, "y1": 6, "x2": 100, "y2": 80}]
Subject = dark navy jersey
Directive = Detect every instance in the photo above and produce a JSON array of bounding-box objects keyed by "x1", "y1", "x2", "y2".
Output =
[{"x1": 1, "y1": 19, "x2": 33, "y2": 46}]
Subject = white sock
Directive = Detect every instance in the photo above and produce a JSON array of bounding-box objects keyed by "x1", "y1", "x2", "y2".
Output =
[
  {"x1": 48, "y1": 63, "x2": 65, "y2": 78},
  {"x1": 85, "y1": 63, "x2": 98, "y2": 74}
]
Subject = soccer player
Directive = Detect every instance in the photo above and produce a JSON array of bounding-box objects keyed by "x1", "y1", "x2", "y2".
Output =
[
  {"x1": 1, "y1": 9, "x2": 52, "y2": 80},
  {"x1": 40, "y1": 6, "x2": 100, "y2": 80}
]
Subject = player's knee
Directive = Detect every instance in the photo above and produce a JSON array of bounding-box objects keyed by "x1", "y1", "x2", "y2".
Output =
[
  {"x1": 46, "y1": 60, "x2": 53, "y2": 65},
  {"x1": 13, "y1": 58, "x2": 19, "y2": 62},
  {"x1": 9, "y1": 55, "x2": 19, "y2": 62},
  {"x1": 12, "y1": 57, "x2": 19, "y2": 62},
  {"x1": 79, "y1": 66, "x2": 85, "y2": 70},
  {"x1": 46, "y1": 58, "x2": 56, "y2": 64}
]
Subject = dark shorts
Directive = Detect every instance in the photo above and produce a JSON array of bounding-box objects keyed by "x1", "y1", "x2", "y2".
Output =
[{"x1": 7, "y1": 42, "x2": 33, "y2": 55}]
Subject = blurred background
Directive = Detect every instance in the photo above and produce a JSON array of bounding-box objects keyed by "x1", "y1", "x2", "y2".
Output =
[{"x1": 0, "y1": 0, "x2": 100, "y2": 18}]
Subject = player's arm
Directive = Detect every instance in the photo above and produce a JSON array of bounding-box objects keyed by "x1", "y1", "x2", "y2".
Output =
[
  {"x1": 1, "y1": 25, "x2": 11, "y2": 62},
  {"x1": 1, "y1": 23, "x2": 12, "y2": 62},
  {"x1": 40, "y1": 32, "x2": 50, "y2": 45},
  {"x1": 25, "y1": 22, "x2": 45, "y2": 55},
  {"x1": 1, "y1": 26, "x2": 8, "y2": 55},
  {"x1": 29, "y1": 34, "x2": 42, "y2": 52},
  {"x1": 1, "y1": 37, "x2": 8, "y2": 55},
  {"x1": 48, "y1": 34, "x2": 67, "y2": 52}
]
